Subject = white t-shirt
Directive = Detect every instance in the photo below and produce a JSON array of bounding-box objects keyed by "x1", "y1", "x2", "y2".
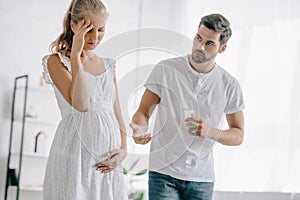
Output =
[{"x1": 144, "y1": 56, "x2": 245, "y2": 182}]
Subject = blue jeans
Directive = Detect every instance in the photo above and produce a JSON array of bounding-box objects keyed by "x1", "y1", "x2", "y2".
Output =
[{"x1": 148, "y1": 171, "x2": 214, "y2": 200}]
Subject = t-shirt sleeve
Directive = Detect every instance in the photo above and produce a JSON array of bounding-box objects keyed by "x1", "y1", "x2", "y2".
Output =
[
  {"x1": 144, "y1": 63, "x2": 163, "y2": 97},
  {"x1": 224, "y1": 78, "x2": 245, "y2": 114}
]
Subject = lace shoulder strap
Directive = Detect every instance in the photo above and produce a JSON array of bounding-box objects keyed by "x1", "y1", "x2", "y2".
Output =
[
  {"x1": 42, "y1": 52, "x2": 72, "y2": 85},
  {"x1": 103, "y1": 57, "x2": 116, "y2": 73}
]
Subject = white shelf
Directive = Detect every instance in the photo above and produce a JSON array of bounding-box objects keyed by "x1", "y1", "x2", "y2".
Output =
[
  {"x1": 20, "y1": 185, "x2": 43, "y2": 192},
  {"x1": 25, "y1": 117, "x2": 58, "y2": 126},
  {"x1": 13, "y1": 117, "x2": 59, "y2": 126},
  {"x1": 16, "y1": 85, "x2": 52, "y2": 93},
  {"x1": 9, "y1": 185, "x2": 44, "y2": 192},
  {"x1": 11, "y1": 152, "x2": 48, "y2": 159}
]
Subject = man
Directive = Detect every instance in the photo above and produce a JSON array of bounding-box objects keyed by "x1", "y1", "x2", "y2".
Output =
[{"x1": 130, "y1": 13, "x2": 245, "y2": 200}]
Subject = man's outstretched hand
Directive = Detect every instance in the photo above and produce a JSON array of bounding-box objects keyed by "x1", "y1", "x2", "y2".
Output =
[{"x1": 130, "y1": 123, "x2": 152, "y2": 144}]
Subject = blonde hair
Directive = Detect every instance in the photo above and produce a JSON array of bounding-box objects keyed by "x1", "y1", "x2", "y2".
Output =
[{"x1": 50, "y1": 0, "x2": 107, "y2": 57}]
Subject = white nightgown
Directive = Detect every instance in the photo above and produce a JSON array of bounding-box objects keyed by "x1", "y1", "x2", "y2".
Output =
[{"x1": 42, "y1": 52, "x2": 128, "y2": 200}]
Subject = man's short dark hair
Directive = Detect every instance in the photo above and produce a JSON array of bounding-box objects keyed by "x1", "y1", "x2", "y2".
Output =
[{"x1": 199, "y1": 13, "x2": 232, "y2": 46}]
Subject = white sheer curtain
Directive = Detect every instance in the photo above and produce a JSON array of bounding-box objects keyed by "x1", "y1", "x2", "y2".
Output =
[
  {"x1": 214, "y1": 17, "x2": 300, "y2": 193},
  {"x1": 181, "y1": 0, "x2": 300, "y2": 193}
]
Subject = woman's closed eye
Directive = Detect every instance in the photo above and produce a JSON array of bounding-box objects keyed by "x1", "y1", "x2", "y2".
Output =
[{"x1": 87, "y1": 28, "x2": 104, "y2": 33}]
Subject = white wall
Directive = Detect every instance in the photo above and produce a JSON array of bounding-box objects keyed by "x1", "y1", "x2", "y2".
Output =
[
  {"x1": 1, "y1": 0, "x2": 300, "y2": 199},
  {"x1": 0, "y1": 1, "x2": 67, "y2": 199}
]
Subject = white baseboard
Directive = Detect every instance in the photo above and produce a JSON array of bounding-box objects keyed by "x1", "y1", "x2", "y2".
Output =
[{"x1": 213, "y1": 191, "x2": 300, "y2": 200}]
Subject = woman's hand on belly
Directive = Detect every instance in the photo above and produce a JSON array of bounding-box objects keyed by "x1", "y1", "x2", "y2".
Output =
[{"x1": 95, "y1": 148, "x2": 127, "y2": 173}]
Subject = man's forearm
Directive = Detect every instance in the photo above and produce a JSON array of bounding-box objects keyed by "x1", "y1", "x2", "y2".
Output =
[
  {"x1": 132, "y1": 111, "x2": 149, "y2": 126},
  {"x1": 209, "y1": 127, "x2": 244, "y2": 146}
]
